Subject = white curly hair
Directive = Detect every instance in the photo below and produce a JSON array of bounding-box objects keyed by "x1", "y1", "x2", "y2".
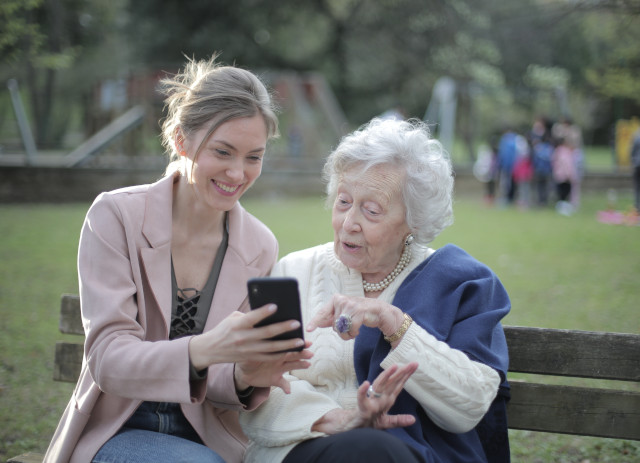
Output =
[{"x1": 323, "y1": 118, "x2": 454, "y2": 245}]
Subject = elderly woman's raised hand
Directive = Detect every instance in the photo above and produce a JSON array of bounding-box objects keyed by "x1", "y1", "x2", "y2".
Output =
[
  {"x1": 311, "y1": 363, "x2": 418, "y2": 434},
  {"x1": 307, "y1": 294, "x2": 405, "y2": 341}
]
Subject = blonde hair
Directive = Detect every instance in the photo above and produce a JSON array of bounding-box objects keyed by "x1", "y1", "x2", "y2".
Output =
[{"x1": 159, "y1": 55, "x2": 279, "y2": 175}]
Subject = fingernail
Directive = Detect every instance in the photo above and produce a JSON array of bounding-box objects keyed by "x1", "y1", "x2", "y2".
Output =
[
  {"x1": 295, "y1": 339, "x2": 304, "y2": 346},
  {"x1": 268, "y1": 304, "x2": 277, "y2": 312},
  {"x1": 290, "y1": 321, "x2": 301, "y2": 329}
]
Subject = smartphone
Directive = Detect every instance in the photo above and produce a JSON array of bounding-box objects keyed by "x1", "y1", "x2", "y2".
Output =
[{"x1": 247, "y1": 277, "x2": 304, "y2": 352}]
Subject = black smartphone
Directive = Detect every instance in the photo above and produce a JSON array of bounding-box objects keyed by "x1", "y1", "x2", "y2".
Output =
[{"x1": 247, "y1": 277, "x2": 304, "y2": 352}]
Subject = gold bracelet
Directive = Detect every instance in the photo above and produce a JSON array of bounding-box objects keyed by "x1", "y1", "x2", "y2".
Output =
[{"x1": 383, "y1": 313, "x2": 413, "y2": 343}]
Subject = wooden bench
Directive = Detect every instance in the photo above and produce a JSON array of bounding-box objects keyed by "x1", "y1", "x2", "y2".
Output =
[
  {"x1": 8, "y1": 295, "x2": 84, "y2": 463},
  {"x1": 505, "y1": 326, "x2": 639, "y2": 440},
  {"x1": 8, "y1": 295, "x2": 640, "y2": 462}
]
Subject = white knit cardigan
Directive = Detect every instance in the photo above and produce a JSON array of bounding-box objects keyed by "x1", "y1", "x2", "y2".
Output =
[{"x1": 239, "y1": 243, "x2": 500, "y2": 463}]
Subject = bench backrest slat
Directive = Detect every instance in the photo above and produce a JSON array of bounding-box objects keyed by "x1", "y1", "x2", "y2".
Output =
[
  {"x1": 504, "y1": 325, "x2": 640, "y2": 381},
  {"x1": 54, "y1": 295, "x2": 84, "y2": 382},
  {"x1": 59, "y1": 294, "x2": 83, "y2": 335},
  {"x1": 53, "y1": 342, "x2": 83, "y2": 382},
  {"x1": 508, "y1": 381, "x2": 640, "y2": 440}
]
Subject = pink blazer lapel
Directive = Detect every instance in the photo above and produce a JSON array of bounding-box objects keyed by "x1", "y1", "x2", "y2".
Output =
[{"x1": 140, "y1": 174, "x2": 176, "y2": 333}]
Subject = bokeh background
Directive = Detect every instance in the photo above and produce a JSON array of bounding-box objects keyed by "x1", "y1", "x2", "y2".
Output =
[{"x1": 2, "y1": 0, "x2": 640, "y2": 174}]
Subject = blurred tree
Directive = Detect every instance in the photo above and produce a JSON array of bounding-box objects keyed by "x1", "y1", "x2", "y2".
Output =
[
  {"x1": 125, "y1": 0, "x2": 490, "y2": 124},
  {"x1": 581, "y1": 4, "x2": 640, "y2": 104},
  {"x1": 0, "y1": 0, "x2": 44, "y2": 64},
  {"x1": 0, "y1": 0, "x2": 127, "y2": 148},
  {"x1": 3, "y1": 0, "x2": 638, "y2": 151},
  {"x1": 483, "y1": 0, "x2": 640, "y2": 144}
]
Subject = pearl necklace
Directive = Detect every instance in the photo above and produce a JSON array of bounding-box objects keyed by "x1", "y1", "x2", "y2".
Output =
[{"x1": 362, "y1": 244, "x2": 412, "y2": 292}]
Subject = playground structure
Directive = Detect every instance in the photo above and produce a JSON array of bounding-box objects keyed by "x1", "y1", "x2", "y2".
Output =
[
  {"x1": 0, "y1": 72, "x2": 352, "y2": 202},
  {"x1": 424, "y1": 76, "x2": 458, "y2": 153},
  {"x1": 2, "y1": 72, "x2": 349, "y2": 170}
]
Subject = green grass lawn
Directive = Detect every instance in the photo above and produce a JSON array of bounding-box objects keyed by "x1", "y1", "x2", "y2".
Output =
[{"x1": 1, "y1": 190, "x2": 638, "y2": 461}]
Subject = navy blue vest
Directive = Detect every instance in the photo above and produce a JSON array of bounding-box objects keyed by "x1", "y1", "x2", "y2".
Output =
[{"x1": 353, "y1": 244, "x2": 511, "y2": 463}]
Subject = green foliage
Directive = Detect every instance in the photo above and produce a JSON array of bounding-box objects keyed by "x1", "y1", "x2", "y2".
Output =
[
  {"x1": 0, "y1": 0, "x2": 44, "y2": 63},
  {"x1": 587, "y1": 68, "x2": 640, "y2": 103},
  {"x1": 524, "y1": 65, "x2": 571, "y2": 90},
  {"x1": 33, "y1": 49, "x2": 80, "y2": 70},
  {"x1": 123, "y1": 0, "x2": 490, "y2": 123},
  {"x1": 3, "y1": 0, "x2": 639, "y2": 152},
  {"x1": 581, "y1": 9, "x2": 640, "y2": 103},
  {"x1": 0, "y1": 0, "x2": 86, "y2": 71},
  {"x1": 0, "y1": 0, "x2": 131, "y2": 147},
  {"x1": 117, "y1": 0, "x2": 640, "y2": 144}
]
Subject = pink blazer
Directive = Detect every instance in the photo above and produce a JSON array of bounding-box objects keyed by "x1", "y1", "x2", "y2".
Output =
[{"x1": 44, "y1": 173, "x2": 278, "y2": 463}]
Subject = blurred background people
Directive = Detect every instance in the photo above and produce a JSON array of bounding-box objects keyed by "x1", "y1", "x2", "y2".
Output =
[
  {"x1": 552, "y1": 136, "x2": 579, "y2": 215},
  {"x1": 529, "y1": 118, "x2": 554, "y2": 207},
  {"x1": 513, "y1": 142, "x2": 533, "y2": 209},
  {"x1": 497, "y1": 126, "x2": 519, "y2": 206}
]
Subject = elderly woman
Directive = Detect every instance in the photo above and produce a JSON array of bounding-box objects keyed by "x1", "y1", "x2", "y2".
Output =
[{"x1": 240, "y1": 118, "x2": 511, "y2": 463}]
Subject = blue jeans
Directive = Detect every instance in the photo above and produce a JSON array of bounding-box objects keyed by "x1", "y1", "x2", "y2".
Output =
[
  {"x1": 92, "y1": 402, "x2": 226, "y2": 463},
  {"x1": 283, "y1": 428, "x2": 425, "y2": 463}
]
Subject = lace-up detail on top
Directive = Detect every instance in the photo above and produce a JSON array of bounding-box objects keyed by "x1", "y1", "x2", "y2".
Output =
[
  {"x1": 171, "y1": 287, "x2": 201, "y2": 338},
  {"x1": 169, "y1": 212, "x2": 229, "y2": 340}
]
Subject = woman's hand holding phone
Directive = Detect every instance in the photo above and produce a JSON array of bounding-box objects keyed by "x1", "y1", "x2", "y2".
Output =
[
  {"x1": 233, "y1": 277, "x2": 311, "y2": 393},
  {"x1": 187, "y1": 278, "x2": 312, "y2": 394},
  {"x1": 233, "y1": 309, "x2": 313, "y2": 393}
]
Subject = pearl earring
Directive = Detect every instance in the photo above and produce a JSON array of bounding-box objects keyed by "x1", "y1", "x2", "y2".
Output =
[{"x1": 404, "y1": 234, "x2": 414, "y2": 246}]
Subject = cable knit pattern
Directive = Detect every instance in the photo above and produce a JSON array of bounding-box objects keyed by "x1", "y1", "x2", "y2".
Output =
[
  {"x1": 240, "y1": 243, "x2": 505, "y2": 463},
  {"x1": 381, "y1": 323, "x2": 499, "y2": 433}
]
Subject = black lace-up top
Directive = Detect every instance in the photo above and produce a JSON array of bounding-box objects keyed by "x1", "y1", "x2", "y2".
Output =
[{"x1": 169, "y1": 214, "x2": 229, "y2": 340}]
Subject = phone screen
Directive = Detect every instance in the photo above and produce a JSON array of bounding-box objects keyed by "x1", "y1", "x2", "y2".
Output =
[{"x1": 247, "y1": 277, "x2": 304, "y2": 352}]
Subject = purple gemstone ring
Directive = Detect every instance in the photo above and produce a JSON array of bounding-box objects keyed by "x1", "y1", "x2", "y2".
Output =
[{"x1": 334, "y1": 314, "x2": 352, "y2": 335}]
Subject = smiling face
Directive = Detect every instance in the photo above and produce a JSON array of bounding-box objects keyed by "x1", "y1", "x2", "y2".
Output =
[
  {"x1": 332, "y1": 164, "x2": 411, "y2": 282},
  {"x1": 180, "y1": 114, "x2": 268, "y2": 212}
]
